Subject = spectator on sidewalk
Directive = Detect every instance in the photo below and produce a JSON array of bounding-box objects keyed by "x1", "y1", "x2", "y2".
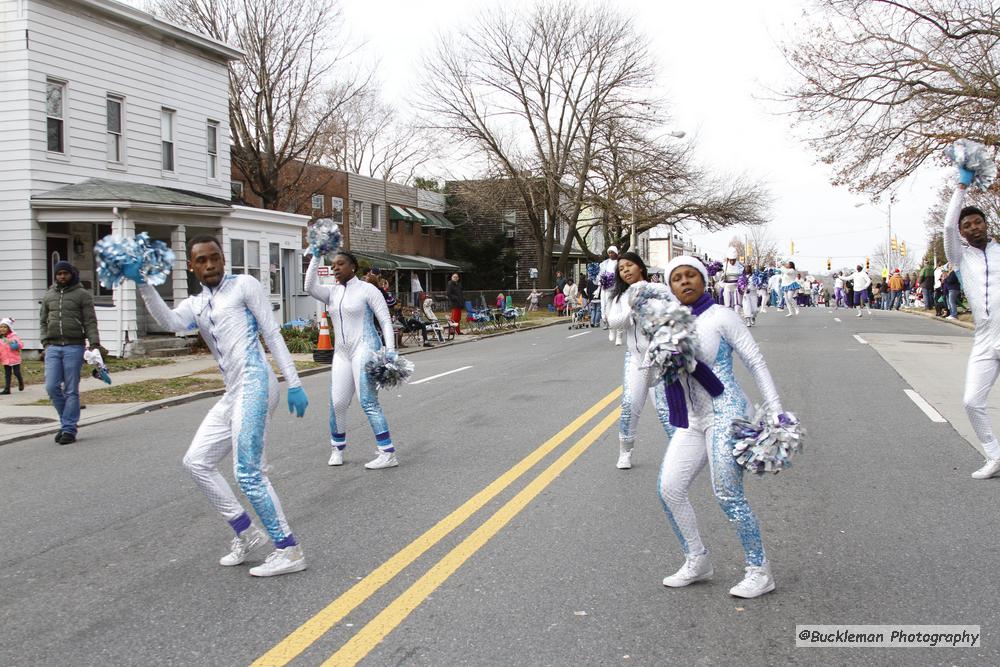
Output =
[
  {"x1": 888, "y1": 269, "x2": 904, "y2": 310},
  {"x1": 918, "y1": 262, "x2": 935, "y2": 310},
  {"x1": 944, "y1": 267, "x2": 961, "y2": 320},
  {"x1": 527, "y1": 288, "x2": 541, "y2": 312},
  {"x1": 410, "y1": 272, "x2": 423, "y2": 307},
  {"x1": 40, "y1": 261, "x2": 100, "y2": 445},
  {"x1": 563, "y1": 279, "x2": 578, "y2": 309},
  {"x1": 446, "y1": 273, "x2": 465, "y2": 335},
  {"x1": 902, "y1": 273, "x2": 912, "y2": 307},
  {"x1": 0, "y1": 318, "x2": 24, "y2": 394}
]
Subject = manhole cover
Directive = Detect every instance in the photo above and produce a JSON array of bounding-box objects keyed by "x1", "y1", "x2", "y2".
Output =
[{"x1": 0, "y1": 416, "x2": 57, "y2": 425}]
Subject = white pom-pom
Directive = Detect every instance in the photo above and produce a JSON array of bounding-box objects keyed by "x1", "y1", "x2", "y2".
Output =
[
  {"x1": 629, "y1": 285, "x2": 698, "y2": 383},
  {"x1": 308, "y1": 218, "x2": 342, "y2": 257},
  {"x1": 946, "y1": 139, "x2": 997, "y2": 190},
  {"x1": 364, "y1": 349, "x2": 415, "y2": 390},
  {"x1": 730, "y1": 408, "x2": 805, "y2": 475}
]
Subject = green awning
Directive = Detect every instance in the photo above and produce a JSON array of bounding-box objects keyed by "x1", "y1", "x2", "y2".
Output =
[
  {"x1": 404, "y1": 207, "x2": 428, "y2": 223},
  {"x1": 427, "y1": 212, "x2": 455, "y2": 230},
  {"x1": 351, "y1": 250, "x2": 432, "y2": 270},
  {"x1": 388, "y1": 205, "x2": 415, "y2": 222}
]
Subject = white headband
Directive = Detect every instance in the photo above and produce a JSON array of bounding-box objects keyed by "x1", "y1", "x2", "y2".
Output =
[{"x1": 665, "y1": 255, "x2": 709, "y2": 286}]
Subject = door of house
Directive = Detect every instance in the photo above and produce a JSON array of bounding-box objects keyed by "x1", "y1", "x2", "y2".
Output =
[
  {"x1": 281, "y1": 248, "x2": 296, "y2": 321},
  {"x1": 46, "y1": 236, "x2": 70, "y2": 286}
]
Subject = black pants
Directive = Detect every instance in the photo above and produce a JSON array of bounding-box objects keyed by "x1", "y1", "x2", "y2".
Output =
[{"x1": 4, "y1": 364, "x2": 23, "y2": 391}]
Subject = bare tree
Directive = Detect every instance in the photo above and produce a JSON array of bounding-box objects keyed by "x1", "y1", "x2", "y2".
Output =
[
  {"x1": 422, "y1": 2, "x2": 661, "y2": 285},
  {"x1": 154, "y1": 0, "x2": 370, "y2": 210},
  {"x1": 318, "y1": 86, "x2": 437, "y2": 184},
  {"x1": 737, "y1": 224, "x2": 781, "y2": 267},
  {"x1": 780, "y1": 0, "x2": 1000, "y2": 195},
  {"x1": 870, "y1": 240, "x2": 918, "y2": 275}
]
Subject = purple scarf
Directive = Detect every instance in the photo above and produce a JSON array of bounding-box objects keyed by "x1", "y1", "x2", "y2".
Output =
[{"x1": 664, "y1": 294, "x2": 724, "y2": 429}]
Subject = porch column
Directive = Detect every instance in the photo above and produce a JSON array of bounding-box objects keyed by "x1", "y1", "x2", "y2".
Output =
[
  {"x1": 171, "y1": 225, "x2": 188, "y2": 303},
  {"x1": 113, "y1": 215, "x2": 137, "y2": 357}
]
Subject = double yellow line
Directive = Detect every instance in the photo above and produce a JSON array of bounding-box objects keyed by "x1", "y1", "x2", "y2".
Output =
[{"x1": 252, "y1": 386, "x2": 623, "y2": 667}]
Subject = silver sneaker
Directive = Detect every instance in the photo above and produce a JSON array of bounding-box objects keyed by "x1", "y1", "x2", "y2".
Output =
[
  {"x1": 249, "y1": 545, "x2": 307, "y2": 577},
  {"x1": 972, "y1": 458, "x2": 1000, "y2": 480},
  {"x1": 219, "y1": 525, "x2": 266, "y2": 566},
  {"x1": 729, "y1": 562, "x2": 775, "y2": 598},
  {"x1": 365, "y1": 451, "x2": 399, "y2": 470},
  {"x1": 663, "y1": 551, "x2": 713, "y2": 587},
  {"x1": 616, "y1": 449, "x2": 633, "y2": 470}
]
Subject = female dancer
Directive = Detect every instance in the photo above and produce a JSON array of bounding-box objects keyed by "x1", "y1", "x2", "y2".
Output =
[
  {"x1": 780, "y1": 261, "x2": 800, "y2": 316},
  {"x1": 306, "y1": 252, "x2": 399, "y2": 470},
  {"x1": 657, "y1": 255, "x2": 787, "y2": 598},
  {"x1": 741, "y1": 266, "x2": 758, "y2": 327},
  {"x1": 603, "y1": 252, "x2": 674, "y2": 470},
  {"x1": 721, "y1": 248, "x2": 743, "y2": 310}
]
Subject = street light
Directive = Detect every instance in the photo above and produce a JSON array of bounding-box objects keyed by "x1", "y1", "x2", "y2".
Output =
[
  {"x1": 630, "y1": 130, "x2": 687, "y2": 252},
  {"x1": 854, "y1": 199, "x2": 895, "y2": 273}
]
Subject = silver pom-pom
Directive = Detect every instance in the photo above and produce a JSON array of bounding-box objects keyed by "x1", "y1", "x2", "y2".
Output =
[
  {"x1": 629, "y1": 285, "x2": 698, "y2": 384},
  {"x1": 364, "y1": 349, "x2": 415, "y2": 390},
  {"x1": 308, "y1": 218, "x2": 342, "y2": 257},
  {"x1": 730, "y1": 407, "x2": 805, "y2": 475},
  {"x1": 946, "y1": 139, "x2": 997, "y2": 190},
  {"x1": 94, "y1": 232, "x2": 175, "y2": 288}
]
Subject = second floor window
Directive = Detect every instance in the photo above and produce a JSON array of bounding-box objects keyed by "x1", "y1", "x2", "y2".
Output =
[
  {"x1": 351, "y1": 200, "x2": 363, "y2": 229},
  {"x1": 161, "y1": 108, "x2": 175, "y2": 171},
  {"x1": 46, "y1": 80, "x2": 65, "y2": 153},
  {"x1": 311, "y1": 194, "x2": 324, "y2": 211},
  {"x1": 106, "y1": 95, "x2": 124, "y2": 163},
  {"x1": 207, "y1": 120, "x2": 219, "y2": 179},
  {"x1": 370, "y1": 204, "x2": 381, "y2": 231}
]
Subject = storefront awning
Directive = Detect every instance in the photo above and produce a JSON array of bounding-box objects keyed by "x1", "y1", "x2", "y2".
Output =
[
  {"x1": 393, "y1": 254, "x2": 463, "y2": 271},
  {"x1": 350, "y1": 251, "x2": 462, "y2": 271},
  {"x1": 388, "y1": 205, "x2": 416, "y2": 222},
  {"x1": 426, "y1": 212, "x2": 455, "y2": 229},
  {"x1": 404, "y1": 207, "x2": 428, "y2": 224}
]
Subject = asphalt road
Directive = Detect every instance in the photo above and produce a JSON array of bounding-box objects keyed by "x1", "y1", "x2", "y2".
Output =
[{"x1": 2, "y1": 307, "x2": 997, "y2": 666}]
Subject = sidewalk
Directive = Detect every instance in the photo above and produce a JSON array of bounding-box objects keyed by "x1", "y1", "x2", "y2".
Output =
[{"x1": 0, "y1": 316, "x2": 570, "y2": 446}]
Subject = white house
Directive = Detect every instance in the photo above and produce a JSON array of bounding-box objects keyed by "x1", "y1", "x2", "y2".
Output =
[{"x1": 0, "y1": 0, "x2": 309, "y2": 354}]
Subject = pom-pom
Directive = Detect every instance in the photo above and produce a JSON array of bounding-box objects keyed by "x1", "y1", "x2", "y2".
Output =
[
  {"x1": 945, "y1": 139, "x2": 996, "y2": 190},
  {"x1": 94, "y1": 232, "x2": 175, "y2": 289},
  {"x1": 752, "y1": 270, "x2": 768, "y2": 290},
  {"x1": 586, "y1": 262, "x2": 600, "y2": 280},
  {"x1": 730, "y1": 408, "x2": 805, "y2": 475},
  {"x1": 308, "y1": 218, "x2": 342, "y2": 257},
  {"x1": 83, "y1": 348, "x2": 112, "y2": 385},
  {"x1": 737, "y1": 274, "x2": 749, "y2": 293},
  {"x1": 706, "y1": 260, "x2": 723, "y2": 278},
  {"x1": 364, "y1": 349, "x2": 415, "y2": 390},
  {"x1": 599, "y1": 272, "x2": 616, "y2": 290},
  {"x1": 629, "y1": 285, "x2": 698, "y2": 384}
]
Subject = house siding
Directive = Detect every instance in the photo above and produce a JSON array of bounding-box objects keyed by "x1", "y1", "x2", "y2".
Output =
[{"x1": 346, "y1": 172, "x2": 387, "y2": 253}]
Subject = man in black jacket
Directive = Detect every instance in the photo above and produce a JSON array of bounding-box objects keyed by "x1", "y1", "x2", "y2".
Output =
[{"x1": 39, "y1": 261, "x2": 100, "y2": 445}]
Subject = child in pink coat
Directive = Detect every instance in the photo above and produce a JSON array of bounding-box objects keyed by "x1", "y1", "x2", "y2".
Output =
[{"x1": 0, "y1": 318, "x2": 24, "y2": 393}]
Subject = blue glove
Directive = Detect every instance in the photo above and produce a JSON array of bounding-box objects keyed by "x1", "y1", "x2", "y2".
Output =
[
  {"x1": 9, "y1": 340, "x2": 18, "y2": 351},
  {"x1": 122, "y1": 259, "x2": 146, "y2": 284},
  {"x1": 287, "y1": 386, "x2": 308, "y2": 417},
  {"x1": 958, "y1": 167, "x2": 975, "y2": 186}
]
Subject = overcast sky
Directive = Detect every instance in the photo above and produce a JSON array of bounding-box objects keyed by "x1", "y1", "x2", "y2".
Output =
[{"x1": 335, "y1": 0, "x2": 950, "y2": 273}]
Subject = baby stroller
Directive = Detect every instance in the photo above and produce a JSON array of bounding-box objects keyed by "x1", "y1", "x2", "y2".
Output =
[{"x1": 568, "y1": 303, "x2": 590, "y2": 329}]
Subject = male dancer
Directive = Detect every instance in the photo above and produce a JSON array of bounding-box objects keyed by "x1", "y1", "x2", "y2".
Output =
[
  {"x1": 599, "y1": 246, "x2": 623, "y2": 346},
  {"x1": 845, "y1": 265, "x2": 872, "y2": 317},
  {"x1": 944, "y1": 167, "x2": 1000, "y2": 479},
  {"x1": 130, "y1": 235, "x2": 310, "y2": 576}
]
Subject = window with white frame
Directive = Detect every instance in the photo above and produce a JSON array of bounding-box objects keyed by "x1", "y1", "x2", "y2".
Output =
[
  {"x1": 161, "y1": 108, "x2": 175, "y2": 171},
  {"x1": 230, "y1": 238, "x2": 246, "y2": 274},
  {"x1": 246, "y1": 240, "x2": 260, "y2": 281},
  {"x1": 311, "y1": 194, "x2": 324, "y2": 211},
  {"x1": 269, "y1": 243, "x2": 281, "y2": 294},
  {"x1": 351, "y1": 200, "x2": 363, "y2": 229},
  {"x1": 370, "y1": 203, "x2": 381, "y2": 231},
  {"x1": 106, "y1": 95, "x2": 124, "y2": 163},
  {"x1": 46, "y1": 79, "x2": 65, "y2": 153},
  {"x1": 331, "y1": 196, "x2": 344, "y2": 223},
  {"x1": 503, "y1": 210, "x2": 516, "y2": 238},
  {"x1": 206, "y1": 120, "x2": 219, "y2": 179}
]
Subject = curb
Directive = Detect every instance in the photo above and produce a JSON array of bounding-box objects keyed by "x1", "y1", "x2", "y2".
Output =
[
  {"x1": 901, "y1": 307, "x2": 975, "y2": 331},
  {"x1": 0, "y1": 319, "x2": 570, "y2": 447}
]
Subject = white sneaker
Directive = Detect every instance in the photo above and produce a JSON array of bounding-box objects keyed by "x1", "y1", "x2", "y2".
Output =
[
  {"x1": 794, "y1": 308, "x2": 800, "y2": 315},
  {"x1": 729, "y1": 563, "x2": 775, "y2": 598},
  {"x1": 249, "y1": 545, "x2": 307, "y2": 577},
  {"x1": 856, "y1": 311, "x2": 862, "y2": 317},
  {"x1": 946, "y1": 316, "x2": 957, "y2": 320},
  {"x1": 662, "y1": 551, "x2": 713, "y2": 587},
  {"x1": 328, "y1": 447, "x2": 344, "y2": 466},
  {"x1": 785, "y1": 313, "x2": 792, "y2": 317},
  {"x1": 608, "y1": 329, "x2": 615, "y2": 342},
  {"x1": 616, "y1": 449, "x2": 633, "y2": 469},
  {"x1": 365, "y1": 451, "x2": 399, "y2": 470},
  {"x1": 971, "y1": 458, "x2": 1000, "y2": 479},
  {"x1": 219, "y1": 525, "x2": 266, "y2": 566},
  {"x1": 614, "y1": 332, "x2": 623, "y2": 346}
]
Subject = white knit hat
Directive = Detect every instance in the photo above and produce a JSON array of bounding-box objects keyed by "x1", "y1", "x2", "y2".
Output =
[
  {"x1": 726, "y1": 247, "x2": 739, "y2": 260},
  {"x1": 607, "y1": 245, "x2": 619, "y2": 255},
  {"x1": 665, "y1": 255, "x2": 709, "y2": 286},
  {"x1": 0, "y1": 318, "x2": 13, "y2": 329}
]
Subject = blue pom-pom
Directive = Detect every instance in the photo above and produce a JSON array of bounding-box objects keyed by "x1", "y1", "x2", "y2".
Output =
[
  {"x1": 730, "y1": 408, "x2": 805, "y2": 475},
  {"x1": 308, "y1": 218, "x2": 342, "y2": 257},
  {"x1": 94, "y1": 232, "x2": 175, "y2": 289},
  {"x1": 364, "y1": 349, "x2": 415, "y2": 390},
  {"x1": 586, "y1": 262, "x2": 600, "y2": 280},
  {"x1": 945, "y1": 139, "x2": 996, "y2": 190}
]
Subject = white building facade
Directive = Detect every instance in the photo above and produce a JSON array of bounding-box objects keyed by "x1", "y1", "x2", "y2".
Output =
[{"x1": 0, "y1": 0, "x2": 308, "y2": 353}]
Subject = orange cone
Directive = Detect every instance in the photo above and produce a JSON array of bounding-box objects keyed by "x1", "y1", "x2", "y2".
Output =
[{"x1": 313, "y1": 311, "x2": 333, "y2": 363}]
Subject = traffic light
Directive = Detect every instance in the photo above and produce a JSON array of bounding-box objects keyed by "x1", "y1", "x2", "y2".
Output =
[
  {"x1": 866, "y1": 256, "x2": 870, "y2": 270},
  {"x1": 901, "y1": 241, "x2": 907, "y2": 257},
  {"x1": 891, "y1": 235, "x2": 898, "y2": 252},
  {"x1": 827, "y1": 258, "x2": 832, "y2": 271}
]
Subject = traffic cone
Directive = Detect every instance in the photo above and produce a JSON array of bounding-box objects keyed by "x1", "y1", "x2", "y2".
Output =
[{"x1": 313, "y1": 311, "x2": 333, "y2": 364}]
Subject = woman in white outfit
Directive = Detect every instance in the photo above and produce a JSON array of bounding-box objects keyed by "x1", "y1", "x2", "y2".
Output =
[
  {"x1": 603, "y1": 252, "x2": 675, "y2": 469},
  {"x1": 780, "y1": 261, "x2": 800, "y2": 316},
  {"x1": 741, "y1": 266, "x2": 758, "y2": 326},
  {"x1": 305, "y1": 251, "x2": 400, "y2": 470},
  {"x1": 656, "y1": 255, "x2": 788, "y2": 599},
  {"x1": 721, "y1": 247, "x2": 743, "y2": 310}
]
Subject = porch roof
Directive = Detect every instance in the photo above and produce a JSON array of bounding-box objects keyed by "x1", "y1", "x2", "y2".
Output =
[{"x1": 31, "y1": 178, "x2": 232, "y2": 211}]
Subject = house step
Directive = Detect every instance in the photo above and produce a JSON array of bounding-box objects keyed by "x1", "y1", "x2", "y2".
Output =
[
  {"x1": 147, "y1": 347, "x2": 193, "y2": 358},
  {"x1": 130, "y1": 335, "x2": 199, "y2": 358}
]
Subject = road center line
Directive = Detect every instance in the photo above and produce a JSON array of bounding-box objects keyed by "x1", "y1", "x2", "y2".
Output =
[
  {"x1": 409, "y1": 366, "x2": 473, "y2": 385},
  {"x1": 904, "y1": 389, "x2": 947, "y2": 423},
  {"x1": 853, "y1": 334, "x2": 868, "y2": 345},
  {"x1": 566, "y1": 331, "x2": 591, "y2": 339},
  {"x1": 252, "y1": 386, "x2": 624, "y2": 667},
  {"x1": 322, "y1": 407, "x2": 622, "y2": 666}
]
